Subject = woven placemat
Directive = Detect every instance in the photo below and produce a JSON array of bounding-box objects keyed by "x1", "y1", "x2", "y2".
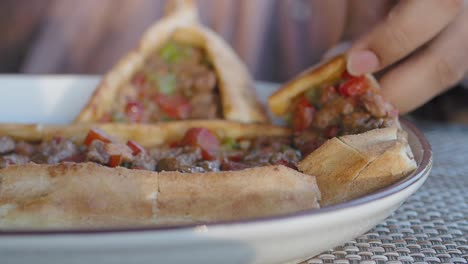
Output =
[{"x1": 302, "y1": 123, "x2": 468, "y2": 264}]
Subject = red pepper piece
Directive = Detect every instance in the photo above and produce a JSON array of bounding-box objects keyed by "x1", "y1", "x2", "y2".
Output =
[
  {"x1": 293, "y1": 96, "x2": 315, "y2": 132},
  {"x1": 182, "y1": 128, "x2": 220, "y2": 160},
  {"x1": 108, "y1": 155, "x2": 122, "y2": 167},
  {"x1": 125, "y1": 100, "x2": 145, "y2": 122},
  {"x1": 154, "y1": 94, "x2": 191, "y2": 119},
  {"x1": 338, "y1": 76, "x2": 369, "y2": 97},
  {"x1": 84, "y1": 128, "x2": 112, "y2": 146},
  {"x1": 228, "y1": 154, "x2": 243, "y2": 162},
  {"x1": 341, "y1": 70, "x2": 353, "y2": 80},
  {"x1": 126, "y1": 140, "x2": 146, "y2": 155}
]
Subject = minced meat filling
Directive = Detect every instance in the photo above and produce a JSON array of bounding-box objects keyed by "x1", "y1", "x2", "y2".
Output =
[
  {"x1": 101, "y1": 41, "x2": 221, "y2": 123},
  {"x1": 0, "y1": 128, "x2": 301, "y2": 172},
  {"x1": 290, "y1": 73, "x2": 397, "y2": 155}
]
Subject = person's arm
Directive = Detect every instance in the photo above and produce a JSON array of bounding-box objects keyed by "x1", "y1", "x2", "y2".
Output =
[{"x1": 347, "y1": 0, "x2": 468, "y2": 113}]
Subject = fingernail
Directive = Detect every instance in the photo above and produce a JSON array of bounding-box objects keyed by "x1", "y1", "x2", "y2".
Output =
[{"x1": 347, "y1": 50, "x2": 379, "y2": 75}]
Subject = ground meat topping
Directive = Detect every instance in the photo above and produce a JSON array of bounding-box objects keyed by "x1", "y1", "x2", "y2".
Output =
[
  {"x1": 0, "y1": 129, "x2": 301, "y2": 173},
  {"x1": 0, "y1": 136, "x2": 15, "y2": 154},
  {"x1": 0, "y1": 154, "x2": 29, "y2": 169},
  {"x1": 289, "y1": 72, "x2": 397, "y2": 155},
  {"x1": 86, "y1": 140, "x2": 109, "y2": 164},
  {"x1": 32, "y1": 138, "x2": 78, "y2": 164},
  {"x1": 103, "y1": 40, "x2": 221, "y2": 123}
]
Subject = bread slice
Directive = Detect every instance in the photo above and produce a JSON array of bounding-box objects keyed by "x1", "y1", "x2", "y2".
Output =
[{"x1": 299, "y1": 128, "x2": 417, "y2": 206}]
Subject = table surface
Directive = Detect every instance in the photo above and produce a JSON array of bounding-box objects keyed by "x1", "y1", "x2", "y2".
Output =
[{"x1": 302, "y1": 121, "x2": 468, "y2": 264}]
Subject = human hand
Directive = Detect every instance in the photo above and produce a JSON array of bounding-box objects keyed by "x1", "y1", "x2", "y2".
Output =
[{"x1": 347, "y1": 0, "x2": 468, "y2": 113}]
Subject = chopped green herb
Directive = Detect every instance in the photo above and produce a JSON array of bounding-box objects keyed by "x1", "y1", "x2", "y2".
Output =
[
  {"x1": 157, "y1": 74, "x2": 177, "y2": 95},
  {"x1": 305, "y1": 87, "x2": 321, "y2": 106},
  {"x1": 160, "y1": 42, "x2": 181, "y2": 63},
  {"x1": 146, "y1": 73, "x2": 177, "y2": 95},
  {"x1": 121, "y1": 162, "x2": 132, "y2": 168},
  {"x1": 222, "y1": 138, "x2": 239, "y2": 150},
  {"x1": 159, "y1": 41, "x2": 193, "y2": 64},
  {"x1": 281, "y1": 145, "x2": 290, "y2": 152}
]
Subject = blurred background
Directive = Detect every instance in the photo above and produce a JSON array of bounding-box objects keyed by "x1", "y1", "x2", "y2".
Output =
[{"x1": 1, "y1": 0, "x2": 467, "y2": 123}]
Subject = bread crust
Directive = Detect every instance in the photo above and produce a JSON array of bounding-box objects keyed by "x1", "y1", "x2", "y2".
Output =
[
  {"x1": 0, "y1": 163, "x2": 320, "y2": 229},
  {"x1": 298, "y1": 128, "x2": 417, "y2": 206},
  {"x1": 268, "y1": 55, "x2": 347, "y2": 116},
  {"x1": 74, "y1": 1, "x2": 267, "y2": 124},
  {"x1": 0, "y1": 120, "x2": 289, "y2": 147}
]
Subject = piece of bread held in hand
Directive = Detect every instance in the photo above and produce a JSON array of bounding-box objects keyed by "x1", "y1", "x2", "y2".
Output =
[
  {"x1": 298, "y1": 127, "x2": 417, "y2": 206},
  {"x1": 267, "y1": 54, "x2": 417, "y2": 206}
]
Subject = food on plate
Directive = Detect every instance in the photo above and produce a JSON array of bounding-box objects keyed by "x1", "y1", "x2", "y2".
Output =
[
  {"x1": 269, "y1": 55, "x2": 399, "y2": 155},
  {"x1": 269, "y1": 55, "x2": 416, "y2": 206},
  {"x1": 0, "y1": 121, "x2": 320, "y2": 228},
  {"x1": 75, "y1": 0, "x2": 267, "y2": 124},
  {"x1": 0, "y1": 126, "x2": 300, "y2": 172}
]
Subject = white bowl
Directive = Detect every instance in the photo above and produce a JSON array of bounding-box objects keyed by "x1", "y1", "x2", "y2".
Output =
[{"x1": 0, "y1": 75, "x2": 432, "y2": 264}]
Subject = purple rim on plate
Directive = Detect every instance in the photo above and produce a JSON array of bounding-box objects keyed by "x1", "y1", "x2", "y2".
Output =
[{"x1": 0, "y1": 119, "x2": 432, "y2": 236}]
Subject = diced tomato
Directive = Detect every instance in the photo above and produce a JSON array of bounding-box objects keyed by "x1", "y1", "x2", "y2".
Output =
[
  {"x1": 169, "y1": 141, "x2": 180, "y2": 148},
  {"x1": 84, "y1": 128, "x2": 112, "y2": 146},
  {"x1": 108, "y1": 155, "x2": 122, "y2": 167},
  {"x1": 293, "y1": 96, "x2": 315, "y2": 132},
  {"x1": 126, "y1": 140, "x2": 146, "y2": 155},
  {"x1": 324, "y1": 125, "x2": 340, "y2": 138},
  {"x1": 182, "y1": 128, "x2": 220, "y2": 160},
  {"x1": 338, "y1": 76, "x2": 369, "y2": 97},
  {"x1": 341, "y1": 70, "x2": 353, "y2": 80},
  {"x1": 154, "y1": 94, "x2": 191, "y2": 119},
  {"x1": 132, "y1": 72, "x2": 147, "y2": 87},
  {"x1": 228, "y1": 154, "x2": 243, "y2": 162},
  {"x1": 125, "y1": 100, "x2": 145, "y2": 122}
]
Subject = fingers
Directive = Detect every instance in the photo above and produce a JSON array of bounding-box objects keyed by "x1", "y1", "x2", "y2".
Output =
[
  {"x1": 347, "y1": 0, "x2": 463, "y2": 75},
  {"x1": 380, "y1": 8, "x2": 468, "y2": 113}
]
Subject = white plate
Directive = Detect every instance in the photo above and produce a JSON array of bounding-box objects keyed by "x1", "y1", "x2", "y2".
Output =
[{"x1": 0, "y1": 75, "x2": 432, "y2": 264}]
